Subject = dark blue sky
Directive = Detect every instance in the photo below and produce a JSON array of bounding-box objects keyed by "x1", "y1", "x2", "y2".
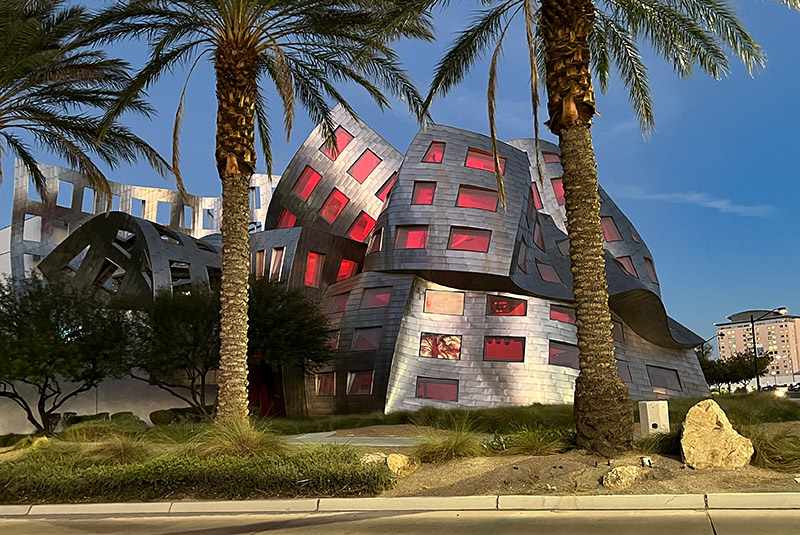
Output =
[{"x1": 2, "y1": 1, "x2": 798, "y2": 345}]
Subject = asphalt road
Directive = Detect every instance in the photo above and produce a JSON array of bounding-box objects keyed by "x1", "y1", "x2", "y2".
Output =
[{"x1": 3, "y1": 510, "x2": 800, "y2": 535}]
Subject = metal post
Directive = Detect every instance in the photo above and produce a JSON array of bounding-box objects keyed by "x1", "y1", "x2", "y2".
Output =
[{"x1": 751, "y1": 314, "x2": 761, "y2": 391}]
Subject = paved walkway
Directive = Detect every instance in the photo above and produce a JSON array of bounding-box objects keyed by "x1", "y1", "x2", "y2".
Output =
[{"x1": 284, "y1": 431, "x2": 420, "y2": 447}]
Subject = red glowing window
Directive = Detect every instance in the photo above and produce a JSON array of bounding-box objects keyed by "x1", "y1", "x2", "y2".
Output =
[
  {"x1": 420, "y1": 333, "x2": 462, "y2": 360},
  {"x1": 319, "y1": 189, "x2": 349, "y2": 224},
  {"x1": 316, "y1": 372, "x2": 335, "y2": 396},
  {"x1": 517, "y1": 240, "x2": 528, "y2": 273},
  {"x1": 647, "y1": 365, "x2": 682, "y2": 392},
  {"x1": 327, "y1": 292, "x2": 349, "y2": 313},
  {"x1": 484, "y1": 336, "x2": 525, "y2": 361},
  {"x1": 456, "y1": 186, "x2": 498, "y2": 211},
  {"x1": 395, "y1": 226, "x2": 428, "y2": 249},
  {"x1": 612, "y1": 320, "x2": 624, "y2": 342},
  {"x1": 465, "y1": 147, "x2": 506, "y2": 174},
  {"x1": 304, "y1": 251, "x2": 325, "y2": 288},
  {"x1": 327, "y1": 332, "x2": 340, "y2": 350},
  {"x1": 375, "y1": 172, "x2": 398, "y2": 201},
  {"x1": 486, "y1": 295, "x2": 527, "y2": 316},
  {"x1": 643, "y1": 257, "x2": 659, "y2": 284},
  {"x1": 448, "y1": 227, "x2": 491, "y2": 252},
  {"x1": 616, "y1": 360, "x2": 631, "y2": 382},
  {"x1": 550, "y1": 305, "x2": 576, "y2": 324},
  {"x1": 601, "y1": 217, "x2": 622, "y2": 242},
  {"x1": 320, "y1": 126, "x2": 353, "y2": 161},
  {"x1": 367, "y1": 228, "x2": 382, "y2": 254},
  {"x1": 537, "y1": 261, "x2": 562, "y2": 283},
  {"x1": 347, "y1": 212, "x2": 376, "y2": 242},
  {"x1": 542, "y1": 152, "x2": 560, "y2": 164},
  {"x1": 416, "y1": 377, "x2": 458, "y2": 401},
  {"x1": 533, "y1": 217, "x2": 545, "y2": 251},
  {"x1": 422, "y1": 141, "x2": 446, "y2": 163},
  {"x1": 292, "y1": 166, "x2": 322, "y2": 201},
  {"x1": 549, "y1": 341, "x2": 579, "y2": 369},
  {"x1": 276, "y1": 208, "x2": 297, "y2": 229},
  {"x1": 616, "y1": 256, "x2": 638, "y2": 278},
  {"x1": 411, "y1": 181, "x2": 436, "y2": 205},
  {"x1": 551, "y1": 178, "x2": 565, "y2": 205},
  {"x1": 347, "y1": 370, "x2": 374, "y2": 395},
  {"x1": 532, "y1": 184, "x2": 543, "y2": 210},
  {"x1": 424, "y1": 290, "x2": 465, "y2": 315},
  {"x1": 352, "y1": 329, "x2": 381, "y2": 351},
  {"x1": 348, "y1": 150, "x2": 381, "y2": 183},
  {"x1": 336, "y1": 259, "x2": 358, "y2": 281},
  {"x1": 360, "y1": 287, "x2": 392, "y2": 308}
]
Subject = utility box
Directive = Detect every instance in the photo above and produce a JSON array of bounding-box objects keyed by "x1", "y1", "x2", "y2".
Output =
[{"x1": 639, "y1": 400, "x2": 670, "y2": 435}]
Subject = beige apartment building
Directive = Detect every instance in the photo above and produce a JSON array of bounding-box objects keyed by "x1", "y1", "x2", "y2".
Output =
[{"x1": 716, "y1": 310, "x2": 800, "y2": 377}]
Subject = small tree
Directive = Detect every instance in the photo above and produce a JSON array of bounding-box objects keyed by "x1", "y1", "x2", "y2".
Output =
[
  {"x1": 726, "y1": 350, "x2": 771, "y2": 390},
  {"x1": 130, "y1": 290, "x2": 220, "y2": 417},
  {"x1": 0, "y1": 278, "x2": 133, "y2": 434},
  {"x1": 695, "y1": 345, "x2": 726, "y2": 392}
]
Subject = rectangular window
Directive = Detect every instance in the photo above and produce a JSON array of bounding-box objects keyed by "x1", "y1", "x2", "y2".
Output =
[
  {"x1": 616, "y1": 256, "x2": 638, "y2": 278},
  {"x1": 250, "y1": 186, "x2": 261, "y2": 210},
  {"x1": 420, "y1": 333, "x2": 462, "y2": 360},
  {"x1": 23, "y1": 215, "x2": 41, "y2": 242},
  {"x1": 517, "y1": 240, "x2": 528, "y2": 273},
  {"x1": 531, "y1": 183, "x2": 543, "y2": 210},
  {"x1": 320, "y1": 126, "x2": 353, "y2": 161},
  {"x1": 643, "y1": 257, "x2": 659, "y2": 284},
  {"x1": 336, "y1": 259, "x2": 359, "y2": 281},
  {"x1": 549, "y1": 341, "x2": 579, "y2": 369},
  {"x1": 533, "y1": 217, "x2": 545, "y2": 251},
  {"x1": 111, "y1": 195, "x2": 120, "y2": 212},
  {"x1": 447, "y1": 227, "x2": 491, "y2": 252},
  {"x1": 611, "y1": 320, "x2": 624, "y2": 342},
  {"x1": 56, "y1": 180, "x2": 74, "y2": 208},
  {"x1": 304, "y1": 251, "x2": 325, "y2": 288},
  {"x1": 411, "y1": 181, "x2": 436, "y2": 205},
  {"x1": 276, "y1": 208, "x2": 297, "y2": 229},
  {"x1": 395, "y1": 225, "x2": 428, "y2": 249},
  {"x1": 82, "y1": 188, "x2": 95, "y2": 214},
  {"x1": 424, "y1": 290, "x2": 465, "y2": 315},
  {"x1": 316, "y1": 372, "x2": 336, "y2": 396},
  {"x1": 616, "y1": 360, "x2": 632, "y2": 383},
  {"x1": 367, "y1": 228, "x2": 382, "y2": 254},
  {"x1": 542, "y1": 152, "x2": 561, "y2": 164},
  {"x1": 132, "y1": 198, "x2": 145, "y2": 218},
  {"x1": 348, "y1": 150, "x2": 382, "y2": 183},
  {"x1": 537, "y1": 260, "x2": 562, "y2": 284},
  {"x1": 465, "y1": 147, "x2": 506, "y2": 174},
  {"x1": 327, "y1": 331, "x2": 340, "y2": 350},
  {"x1": 293, "y1": 166, "x2": 322, "y2": 201},
  {"x1": 347, "y1": 212, "x2": 376, "y2": 242},
  {"x1": 269, "y1": 247, "x2": 285, "y2": 282},
  {"x1": 551, "y1": 178, "x2": 565, "y2": 205},
  {"x1": 647, "y1": 366, "x2": 682, "y2": 393},
  {"x1": 601, "y1": 217, "x2": 623, "y2": 242},
  {"x1": 422, "y1": 141, "x2": 446, "y2": 163},
  {"x1": 486, "y1": 295, "x2": 527, "y2": 316},
  {"x1": 416, "y1": 377, "x2": 458, "y2": 401},
  {"x1": 181, "y1": 206, "x2": 193, "y2": 229},
  {"x1": 202, "y1": 208, "x2": 215, "y2": 229},
  {"x1": 254, "y1": 249, "x2": 266, "y2": 278},
  {"x1": 360, "y1": 287, "x2": 392, "y2": 308},
  {"x1": 455, "y1": 186, "x2": 498, "y2": 211},
  {"x1": 327, "y1": 292, "x2": 349, "y2": 313},
  {"x1": 156, "y1": 201, "x2": 171, "y2": 225},
  {"x1": 352, "y1": 328, "x2": 381, "y2": 351},
  {"x1": 347, "y1": 370, "x2": 374, "y2": 395},
  {"x1": 550, "y1": 305, "x2": 576, "y2": 324},
  {"x1": 484, "y1": 336, "x2": 525, "y2": 361},
  {"x1": 319, "y1": 189, "x2": 349, "y2": 224},
  {"x1": 375, "y1": 173, "x2": 398, "y2": 202}
]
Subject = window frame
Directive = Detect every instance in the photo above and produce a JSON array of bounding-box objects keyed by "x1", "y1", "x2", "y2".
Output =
[
  {"x1": 424, "y1": 289, "x2": 465, "y2": 316},
  {"x1": 483, "y1": 336, "x2": 526, "y2": 362}
]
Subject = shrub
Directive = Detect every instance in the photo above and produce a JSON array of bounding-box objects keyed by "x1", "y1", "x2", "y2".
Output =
[
  {"x1": 413, "y1": 429, "x2": 483, "y2": 463},
  {"x1": 146, "y1": 423, "x2": 209, "y2": 444},
  {"x1": 149, "y1": 407, "x2": 214, "y2": 426},
  {"x1": 196, "y1": 419, "x2": 285, "y2": 457},
  {"x1": 502, "y1": 425, "x2": 573, "y2": 455},
  {"x1": 741, "y1": 425, "x2": 800, "y2": 472},
  {"x1": 84, "y1": 434, "x2": 152, "y2": 465},
  {"x1": 59, "y1": 418, "x2": 147, "y2": 443},
  {"x1": 633, "y1": 430, "x2": 682, "y2": 455}
]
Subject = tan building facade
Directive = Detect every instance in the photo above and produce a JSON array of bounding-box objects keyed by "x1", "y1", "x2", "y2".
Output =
[{"x1": 716, "y1": 310, "x2": 800, "y2": 377}]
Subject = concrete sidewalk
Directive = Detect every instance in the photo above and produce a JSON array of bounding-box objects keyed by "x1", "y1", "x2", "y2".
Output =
[
  {"x1": 284, "y1": 431, "x2": 420, "y2": 447},
  {"x1": 3, "y1": 492, "x2": 800, "y2": 517}
]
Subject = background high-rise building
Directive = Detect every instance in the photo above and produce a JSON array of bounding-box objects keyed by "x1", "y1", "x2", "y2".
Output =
[{"x1": 716, "y1": 310, "x2": 800, "y2": 377}]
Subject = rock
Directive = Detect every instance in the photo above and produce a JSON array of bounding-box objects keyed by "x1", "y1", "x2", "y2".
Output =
[
  {"x1": 602, "y1": 465, "x2": 647, "y2": 489},
  {"x1": 386, "y1": 453, "x2": 419, "y2": 477},
  {"x1": 360, "y1": 452, "x2": 388, "y2": 465},
  {"x1": 680, "y1": 399, "x2": 754, "y2": 469}
]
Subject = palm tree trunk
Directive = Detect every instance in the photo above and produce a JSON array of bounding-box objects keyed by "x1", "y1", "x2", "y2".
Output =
[
  {"x1": 214, "y1": 43, "x2": 258, "y2": 425},
  {"x1": 540, "y1": 0, "x2": 633, "y2": 456}
]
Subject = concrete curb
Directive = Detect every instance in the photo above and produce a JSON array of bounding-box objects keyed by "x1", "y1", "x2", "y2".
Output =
[{"x1": 5, "y1": 493, "x2": 800, "y2": 516}]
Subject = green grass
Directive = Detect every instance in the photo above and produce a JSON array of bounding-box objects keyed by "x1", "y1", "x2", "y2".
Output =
[
  {"x1": 196, "y1": 419, "x2": 286, "y2": 457},
  {"x1": 501, "y1": 425, "x2": 574, "y2": 455},
  {"x1": 633, "y1": 429, "x2": 682, "y2": 455},
  {"x1": 413, "y1": 429, "x2": 483, "y2": 463},
  {"x1": 741, "y1": 425, "x2": 800, "y2": 472},
  {"x1": 658, "y1": 393, "x2": 800, "y2": 428},
  {"x1": 59, "y1": 417, "x2": 148, "y2": 443}
]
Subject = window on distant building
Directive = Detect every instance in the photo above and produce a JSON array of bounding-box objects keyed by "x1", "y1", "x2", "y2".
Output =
[
  {"x1": 326, "y1": 331, "x2": 340, "y2": 350},
  {"x1": 611, "y1": 319, "x2": 624, "y2": 342},
  {"x1": 269, "y1": 247, "x2": 285, "y2": 282},
  {"x1": 549, "y1": 341, "x2": 579, "y2": 369},
  {"x1": 416, "y1": 377, "x2": 458, "y2": 401},
  {"x1": 422, "y1": 141, "x2": 445, "y2": 163},
  {"x1": 643, "y1": 257, "x2": 659, "y2": 284},
  {"x1": 304, "y1": 252, "x2": 325, "y2": 288},
  {"x1": 465, "y1": 147, "x2": 506, "y2": 174},
  {"x1": 367, "y1": 228, "x2": 382, "y2": 254},
  {"x1": 375, "y1": 172, "x2": 398, "y2": 201},
  {"x1": 315, "y1": 372, "x2": 335, "y2": 396},
  {"x1": 447, "y1": 227, "x2": 491, "y2": 252},
  {"x1": 551, "y1": 178, "x2": 565, "y2": 205},
  {"x1": 292, "y1": 166, "x2": 322, "y2": 201},
  {"x1": 601, "y1": 217, "x2": 622, "y2": 242},
  {"x1": 411, "y1": 181, "x2": 436, "y2": 204},
  {"x1": 420, "y1": 333, "x2": 462, "y2": 360},
  {"x1": 542, "y1": 152, "x2": 561, "y2": 164},
  {"x1": 550, "y1": 305, "x2": 576, "y2": 324},
  {"x1": 615, "y1": 256, "x2": 638, "y2": 278},
  {"x1": 320, "y1": 126, "x2": 353, "y2": 161},
  {"x1": 352, "y1": 328, "x2": 381, "y2": 351},
  {"x1": 319, "y1": 189, "x2": 349, "y2": 224},
  {"x1": 533, "y1": 217, "x2": 545, "y2": 251},
  {"x1": 486, "y1": 295, "x2": 527, "y2": 316},
  {"x1": 424, "y1": 290, "x2": 465, "y2": 315},
  {"x1": 360, "y1": 287, "x2": 392, "y2": 308},
  {"x1": 532, "y1": 183, "x2": 543, "y2": 210},
  {"x1": 276, "y1": 208, "x2": 297, "y2": 228},
  {"x1": 347, "y1": 370, "x2": 374, "y2": 395},
  {"x1": 616, "y1": 360, "x2": 632, "y2": 382},
  {"x1": 484, "y1": 336, "x2": 525, "y2": 361},
  {"x1": 253, "y1": 249, "x2": 266, "y2": 278},
  {"x1": 348, "y1": 150, "x2": 381, "y2": 183},
  {"x1": 336, "y1": 259, "x2": 359, "y2": 281},
  {"x1": 537, "y1": 260, "x2": 562, "y2": 283},
  {"x1": 395, "y1": 225, "x2": 428, "y2": 249},
  {"x1": 347, "y1": 212, "x2": 376, "y2": 242},
  {"x1": 517, "y1": 240, "x2": 528, "y2": 273},
  {"x1": 647, "y1": 365, "x2": 682, "y2": 393},
  {"x1": 455, "y1": 186, "x2": 498, "y2": 211},
  {"x1": 327, "y1": 292, "x2": 349, "y2": 313}
]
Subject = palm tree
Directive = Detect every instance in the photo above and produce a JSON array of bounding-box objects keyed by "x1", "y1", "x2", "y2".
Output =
[
  {"x1": 0, "y1": 0, "x2": 166, "y2": 201},
  {"x1": 423, "y1": 0, "x2": 782, "y2": 455},
  {"x1": 91, "y1": 0, "x2": 433, "y2": 424}
]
